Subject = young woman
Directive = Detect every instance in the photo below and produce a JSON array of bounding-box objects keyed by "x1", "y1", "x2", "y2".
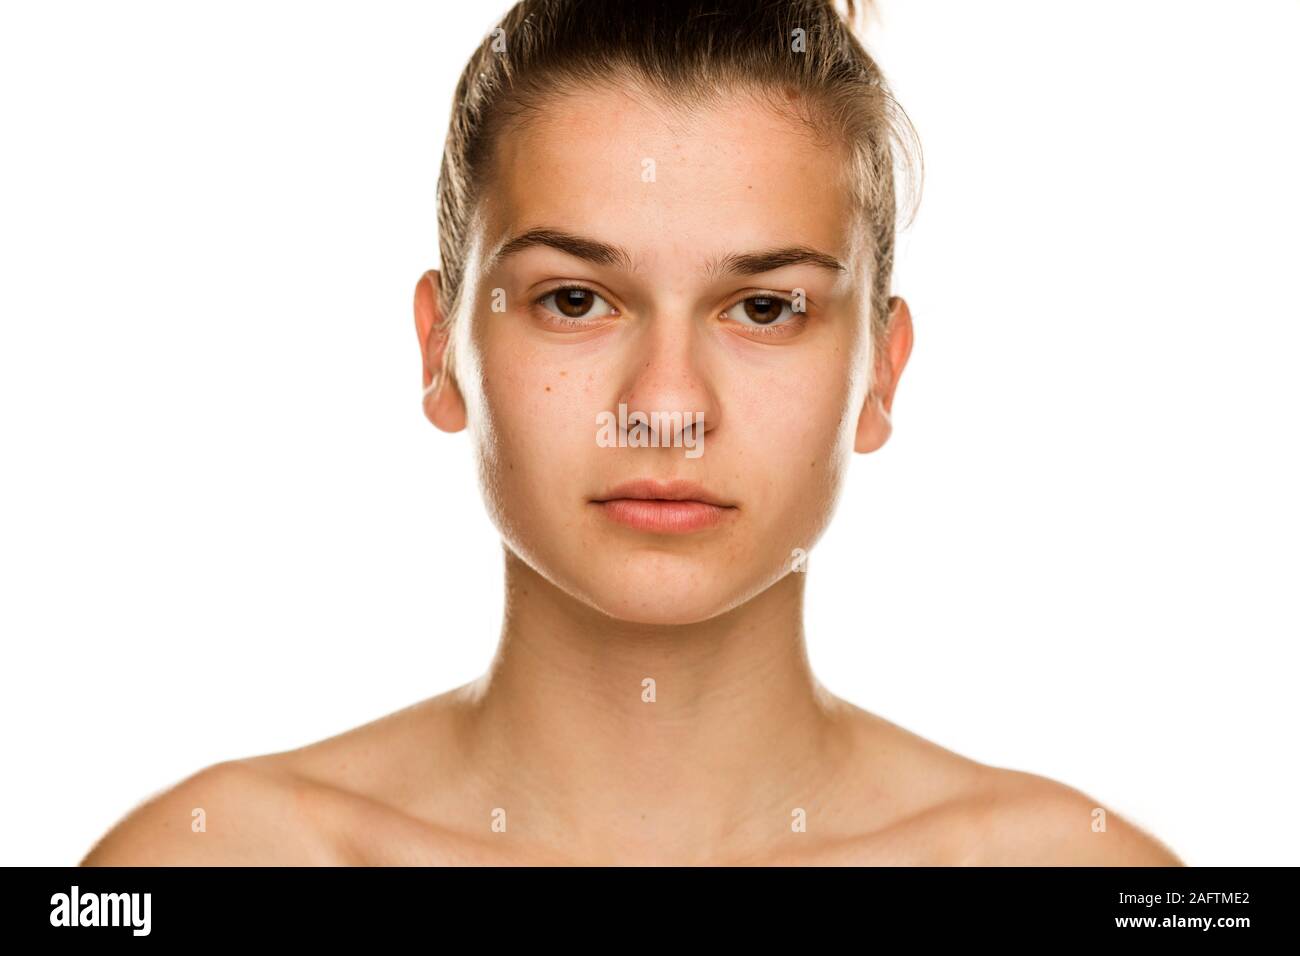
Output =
[{"x1": 82, "y1": 0, "x2": 1182, "y2": 866}]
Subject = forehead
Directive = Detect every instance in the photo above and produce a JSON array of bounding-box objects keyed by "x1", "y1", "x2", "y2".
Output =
[{"x1": 480, "y1": 84, "x2": 863, "y2": 274}]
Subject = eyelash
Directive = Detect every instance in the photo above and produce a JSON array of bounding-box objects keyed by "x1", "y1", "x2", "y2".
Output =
[
  {"x1": 531, "y1": 285, "x2": 808, "y2": 335},
  {"x1": 532, "y1": 283, "x2": 616, "y2": 328},
  {"x1": 724, "y1": 292, "x2": 804, "y2": 336}
]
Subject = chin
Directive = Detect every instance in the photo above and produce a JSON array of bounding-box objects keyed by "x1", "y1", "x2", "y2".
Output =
[
  {"x1": 579, "y1": 586, "x2": 745, "y2": 627},
  {"x1": 498, "y1": 511, "x2": 788, "y2": 626},
  {"x1": 562, "y1": 554, "x2": 778, "y2": 627}
]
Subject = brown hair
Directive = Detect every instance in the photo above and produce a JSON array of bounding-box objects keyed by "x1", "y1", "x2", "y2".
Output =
[{"x1": 433, "y1": 0, "x2": 921, "y2": 383}]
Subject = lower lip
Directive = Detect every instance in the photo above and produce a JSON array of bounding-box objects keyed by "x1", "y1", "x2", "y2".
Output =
[{"x1": 592, "y1": 498, "x2": 736, "y2": 533}]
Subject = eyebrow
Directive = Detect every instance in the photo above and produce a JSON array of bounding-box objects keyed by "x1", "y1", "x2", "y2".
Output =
[{"x1": 485, "y1": 227, "x2": 846, "y2": 277}]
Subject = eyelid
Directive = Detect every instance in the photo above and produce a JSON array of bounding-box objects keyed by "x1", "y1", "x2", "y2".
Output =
[
  {"x1": 529, "y1": 284, "x2": 812, "y2": 335},
  {"x1": 533, "y1": 281, "x2": 619, "y2": 307},
  {"x1": 531, "y1": 283, "x2": 807, "y2": 309},
  {"x1": 534, "y1": 279, "x2": 600, "y2": 300},
  {"x1": 531, "y1": 282, "x2": 620, "y2": 325},
  {"x1": 721, "y1": 289, "x2": 809, "y2": 333},
  {"x1": 722, "y1": 290, "x2": 800, "y2": 323},
  {"x1": 727, "y1": 288, "x2": 797, "y2": 307}
]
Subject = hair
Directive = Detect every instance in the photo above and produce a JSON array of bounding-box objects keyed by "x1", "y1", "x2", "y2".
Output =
[{"x1": 433, "y1": 0, "x2": 922, "y2": 385}]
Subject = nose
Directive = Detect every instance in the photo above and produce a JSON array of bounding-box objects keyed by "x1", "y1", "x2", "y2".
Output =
[{"x1": 615, "y1": 311, "x2": 721, "y2": 451}]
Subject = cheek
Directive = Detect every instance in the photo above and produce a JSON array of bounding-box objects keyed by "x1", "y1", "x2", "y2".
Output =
[
  {"x1": 473, "y1": 333, "x2": 599, "y2": 508},
  {"x1": 725, "y1": 358, "x2": 857, "y2": 539}
]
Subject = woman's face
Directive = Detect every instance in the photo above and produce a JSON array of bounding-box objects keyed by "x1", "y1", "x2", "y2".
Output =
[{"x1": 424, "y1": 83, "x2": 906, "y2": 624}]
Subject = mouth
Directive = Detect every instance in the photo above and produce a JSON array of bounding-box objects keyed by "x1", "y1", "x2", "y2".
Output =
[{"x1": 590, "y1": 478, "x2": 738, "y2": 534}]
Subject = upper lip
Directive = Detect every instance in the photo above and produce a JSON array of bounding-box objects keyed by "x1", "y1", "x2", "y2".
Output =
[{"x1": 593, "y1": 479, "x2": 735, "y2": 507}]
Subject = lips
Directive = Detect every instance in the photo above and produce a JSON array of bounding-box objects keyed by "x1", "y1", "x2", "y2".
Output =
[
  {"x1": 594, "y1": 478, "x2": 732, "y2": 506},
  {"x1": 590, "y1": 479, "x2": 737, "y2": 533}
]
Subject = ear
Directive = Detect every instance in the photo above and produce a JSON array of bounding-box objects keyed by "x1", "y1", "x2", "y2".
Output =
[
  {"x1": 413, "y1": 269, "x2": 468, "y2": 432},
  {"x1": 854, "y1": 296, "x2": 914, "y2": 454}
]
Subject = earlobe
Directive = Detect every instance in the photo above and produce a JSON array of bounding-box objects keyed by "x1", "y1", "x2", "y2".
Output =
[
  {"x1": 854, "y1": 395, "x2": 891, "y2": 453},
  {"x1": 413, "y1": 269, "x2": 468, "y2": 433}
]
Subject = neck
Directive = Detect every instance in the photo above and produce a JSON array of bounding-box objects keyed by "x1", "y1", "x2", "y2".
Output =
[{"x1": 454, "y1": 546, "x2": 851, "y2": 864}]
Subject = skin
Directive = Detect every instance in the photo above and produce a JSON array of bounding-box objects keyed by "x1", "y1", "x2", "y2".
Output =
[{"x1": 81, "y1": 83, "x2": 1183, "y2": 866}]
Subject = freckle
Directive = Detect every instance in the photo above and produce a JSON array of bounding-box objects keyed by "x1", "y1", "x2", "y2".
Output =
[
  {"x1": 545, "y1": 385, "x2": 551, "y2": 392},
  {"x1": 560, "y1": 370, "x2": 567, "y2": 377},
  {"x1": 810, "y1": 459, "x2": 816, "y2": 468}
]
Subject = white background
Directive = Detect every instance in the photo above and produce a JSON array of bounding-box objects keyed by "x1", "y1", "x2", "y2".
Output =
[{"x1": 1, "y1": 0, "x2": 1296, "y2": 866}]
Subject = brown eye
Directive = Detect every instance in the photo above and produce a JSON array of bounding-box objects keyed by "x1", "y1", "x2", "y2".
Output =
[
  {"x1": 723, "y1": 294, "x2": 796, "y2": 330},
  {"x1": 743, "y1": 295, "x2": 782, "y2": 324},
  {"x1": 556, "y1": 288, "x2": 594, "y2": 317},
  {"x1": 535, "y1": 286, "x2": 617, "y2": 324}
]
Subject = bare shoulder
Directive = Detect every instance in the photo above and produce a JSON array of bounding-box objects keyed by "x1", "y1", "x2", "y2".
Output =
[
  {"x1": 824, "y1": 701, "x2": 1184, "y2": 867},
  {"x1": 79, "y1": 758, "x2": 341, "y2": 866},
  {"x1": 81, "y1": 686, "x2": 481, "y2": 867},
  {"x1": 951, "y1": 768, "x2": 1186, "y2": 866}
]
